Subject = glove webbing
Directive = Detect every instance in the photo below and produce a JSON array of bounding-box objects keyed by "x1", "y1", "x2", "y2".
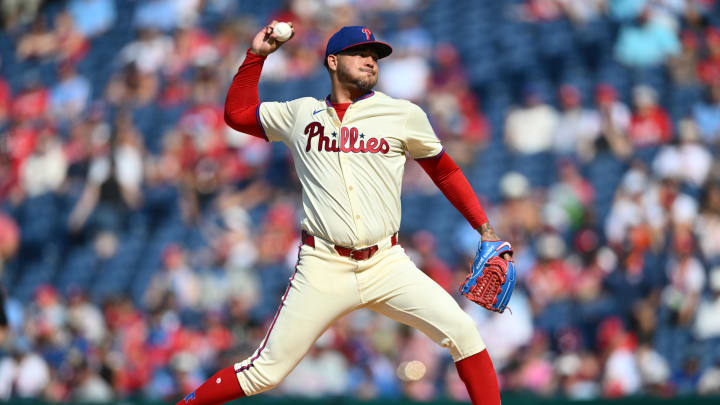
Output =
[{"x1": 464, "y1": 260, "x2": 507, "y2": 309}]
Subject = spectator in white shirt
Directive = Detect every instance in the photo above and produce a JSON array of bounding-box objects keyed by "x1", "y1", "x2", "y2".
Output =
[{"x1": 505, "y1": 87, "x2": 559, "y2": 155}]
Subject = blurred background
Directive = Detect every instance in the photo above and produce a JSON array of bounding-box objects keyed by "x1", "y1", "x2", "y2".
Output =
[{"x1": 0, "y1": 0, "x2": 720, "y2": 404}]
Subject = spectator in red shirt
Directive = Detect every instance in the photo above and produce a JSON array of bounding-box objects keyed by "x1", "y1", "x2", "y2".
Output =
[
  {"x1": 698, "y1": 28, "x2": 720, "y2": 85},
  {"x1": 166, "y1": 27, "x2": 217, "y2": 77},
  {"x1": 411, "y1": 230, "x2": 454, "y2": 293},
  {"x1": 177, "y1": 103, "x2": 225, "y2": 153},
  {"x1": 526, "y1": 233, "x2": 578, "y2": 315},
  {"x1": 628, "y1": 85, "x2": 672, "y2": 147},
  {"x1": 54, "y1": 11, "x2": 88, "y2": 64},
  {"x1": 428, "y1": 44, "x2": 490, "y2": 148},
  {"x1": 0, "y1": 212, "x2": 19, "y2": 265},
  {"x1": 11, "y1": 74, "x2": 49, "y2": 124},
  {"x1": 6, "y1": 121, "x2": 39, "y2": 179},
  {"x1": 0, "y1": 77, "x2": 11, "y2": 127}
]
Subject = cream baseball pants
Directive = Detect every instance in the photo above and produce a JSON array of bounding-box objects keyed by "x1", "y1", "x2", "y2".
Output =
[{"x1": 234, "y1": 236, "x2": 486, "y2": 395}]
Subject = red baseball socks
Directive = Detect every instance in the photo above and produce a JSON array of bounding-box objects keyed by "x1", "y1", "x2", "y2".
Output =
[
  {"x1": 178, "y1": 351, "x2": 499, "y2": 405},
  {"x1": 176, "y1": 366, "x2": 245, "y2": 405},
  {"x1": 455, "y1": 349, "x2": 502, "y2": 405}
]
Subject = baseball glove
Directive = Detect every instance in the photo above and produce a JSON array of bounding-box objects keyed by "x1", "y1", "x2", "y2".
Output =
[{"x1": 460, "y1": 240, "x2": 516, "y2": 313}]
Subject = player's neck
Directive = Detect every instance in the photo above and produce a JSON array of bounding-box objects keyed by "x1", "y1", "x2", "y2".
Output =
[{"x1": 329, "y1": 85, "x2": 372, "y2": 104}]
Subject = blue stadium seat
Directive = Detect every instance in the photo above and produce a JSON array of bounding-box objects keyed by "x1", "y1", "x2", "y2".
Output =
[
  {"x1": 129, "y1": 250, "x2": 165, "y2": 306},
  {"x1": 133, "y1": 104, "x2": 162, "y2": 149},
  {"x1": 89, "y1": 235, "x2": 144, "y2": 302},
  {"x1": 13, "y1": 261, "x2": 56, "y2": 302},
  {"x1": 585, "y1": 152, "x2": 626, "y2": 219},
  {"x1": 633, "y1": 146, "x2": 661, "y2": 166},
  {"x1": 670, "y1": 85, "x2": 703, "y2": 120},
  {"x1": 535, "y1": 299, "x2": 576, "y2": 335},
  {"x1": 56, "y1": 246, "x2": 98, "y2": 295},
  {"x1": 512, "y1": 152, "x2": 555, "y2": 188},
  {"x1": 18, "y1": 193, "x2": 60, "y2": 249}
]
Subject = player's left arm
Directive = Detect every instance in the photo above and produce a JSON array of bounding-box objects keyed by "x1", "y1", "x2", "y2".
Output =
[
  {"x1": 404, "y1": 103, "x2": 498, "y2": 242},
  {"x1": 415, "y1": 151, "x2": 495, "y2": 239},
  {"x1": 407, "y1": 104, "x2": 515, "y2": 312},
  {"x1": 415, "y1": 152, "x2": 511, "y2": 257}
]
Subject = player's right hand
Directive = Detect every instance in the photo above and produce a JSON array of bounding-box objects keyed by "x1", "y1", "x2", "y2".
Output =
[{"x1": 250, "y1": 20, "x2": 294, "y2": 57}]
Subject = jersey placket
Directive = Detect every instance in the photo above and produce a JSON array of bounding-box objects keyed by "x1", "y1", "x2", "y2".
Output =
[{"x1": 328, "y1": 104, "x2": 368, "y2": 246}]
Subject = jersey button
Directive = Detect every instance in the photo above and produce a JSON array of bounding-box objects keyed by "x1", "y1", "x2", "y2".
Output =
[
  {"x1": 356, "y1": 215, "x2": 360, "y2": 220},
  {"x1": 348, "y1": 186, "x2": 353, "y2": 191}
]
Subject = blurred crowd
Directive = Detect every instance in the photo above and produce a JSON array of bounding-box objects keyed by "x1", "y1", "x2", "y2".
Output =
[{"x1": 1, "y1": 0, "x2": 720, "y2": 403}]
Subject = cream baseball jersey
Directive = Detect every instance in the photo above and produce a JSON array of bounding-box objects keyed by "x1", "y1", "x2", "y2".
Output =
[
  {"x1": 178, "y1": 24, "x2": 502, "y2": 405},
  {"x1": 257, "y1": 90, "x2": 442, "y2": 248}
]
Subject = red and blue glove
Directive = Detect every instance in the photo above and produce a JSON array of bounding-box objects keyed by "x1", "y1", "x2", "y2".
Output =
[{"x1": 460, "y1": 240, "x2": 516, "y2": 313}]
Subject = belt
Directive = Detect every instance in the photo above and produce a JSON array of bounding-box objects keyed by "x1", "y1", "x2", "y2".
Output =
[{"x1": 301, "y1": 230, "x2": 398, "y2": 261}]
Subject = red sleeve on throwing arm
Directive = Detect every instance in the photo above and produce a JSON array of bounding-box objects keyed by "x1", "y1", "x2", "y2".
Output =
[
  {"x1": 417, "y1": 151, "x2": 489, "y2": 229},
  {"x1": 223, "y1": 50, "x2": 267, "y2": 140}
]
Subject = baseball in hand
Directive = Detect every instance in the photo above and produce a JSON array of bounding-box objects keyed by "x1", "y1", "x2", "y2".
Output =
[{"x1": 273, "y1": 22, "x2": 292, "y2": 42}]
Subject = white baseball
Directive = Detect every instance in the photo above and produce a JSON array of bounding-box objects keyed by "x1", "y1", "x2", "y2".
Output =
[{"x1": 273, "y1": 22, "x2": 292, "y2": 42}]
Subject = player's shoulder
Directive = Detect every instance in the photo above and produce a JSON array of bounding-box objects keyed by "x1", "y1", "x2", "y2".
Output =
[
  {"x1": 370, "y1": 91, "x2": 407, "y2": 106},
  {"x1": 264, "y1": 96, "x2": 324, "y2": 113},
  {"x1": 370, "y1": 91, "x2": 424, "y2": 113},
  {"x1": 287, "y1": 96, "x2": 322, "y2": 107},
  {"x1": 264, "y1": 96, "x2": 320, "y2": 105}
]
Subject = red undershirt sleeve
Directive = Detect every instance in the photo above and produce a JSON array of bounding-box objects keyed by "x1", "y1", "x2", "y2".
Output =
[
  {"x1": 416, "y1": 151, "x2": 489, "y2": 229},
  {"x1": 223, "y1": 50, "x2": 267, "y2": 140}
]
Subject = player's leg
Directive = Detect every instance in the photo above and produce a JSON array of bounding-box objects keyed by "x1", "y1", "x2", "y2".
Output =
[
  {"x1": 361, "y1": 246, "x2": 501, "y2": 405},
  {"x1": 177, "y1": 245, "x2": 362, "y2": 405},
  {"x1": 454, "y1": 350, "x2": 500, "y2": 405}
]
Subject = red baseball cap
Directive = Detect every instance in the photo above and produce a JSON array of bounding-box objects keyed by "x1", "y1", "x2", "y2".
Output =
[{"x1": 595, "y1": 84, "x2": 617, "y2": 102}]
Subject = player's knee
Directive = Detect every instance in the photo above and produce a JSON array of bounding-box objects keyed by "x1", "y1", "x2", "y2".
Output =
[
  {"x1": 254, "y1": 365, "x2": 294, "y2": 392},
  {"x1": 239, "y1": 370, "x2": 284, "y2": 395},
  {"x1": 261, "y1": 374, "x2": 285, "y2": 391},
  {"x1": 450, "y1": 313, "x2": 484, "y2": 354},
  {"x1": 234, "y1": 360, "x2": 293, "y2": 395},
  {"x1": 458, "y1": 313, "x2": 481, "y2": 339}
]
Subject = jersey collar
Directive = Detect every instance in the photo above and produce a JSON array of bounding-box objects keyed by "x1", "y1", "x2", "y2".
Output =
[{"x1": 325, "y1": 90, "x2": 375, "y2": 107}]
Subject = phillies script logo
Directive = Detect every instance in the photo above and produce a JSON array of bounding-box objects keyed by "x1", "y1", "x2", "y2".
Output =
[{"x1": 304, "y1": 122, "x2": 389, "y2": 154}]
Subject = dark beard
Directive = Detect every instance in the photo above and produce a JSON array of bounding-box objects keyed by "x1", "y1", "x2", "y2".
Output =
[{"x1": 337, "y1": 63, "x2": 377, "y2": 92}]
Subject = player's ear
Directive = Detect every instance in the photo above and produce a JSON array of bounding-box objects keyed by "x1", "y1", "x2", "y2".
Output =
[{"x1": 327, "y1": 54, "x2": 338, "y2": 72}]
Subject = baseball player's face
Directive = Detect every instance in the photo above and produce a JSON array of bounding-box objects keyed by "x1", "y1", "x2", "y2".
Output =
[{"x1": 335, "y1": 46, "x2": 379, "y2": 92}]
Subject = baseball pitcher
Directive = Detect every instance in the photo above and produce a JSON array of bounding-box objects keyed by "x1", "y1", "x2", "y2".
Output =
[{"x1": 177, "y1": 22, "x2": 515, "y2": 405}]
